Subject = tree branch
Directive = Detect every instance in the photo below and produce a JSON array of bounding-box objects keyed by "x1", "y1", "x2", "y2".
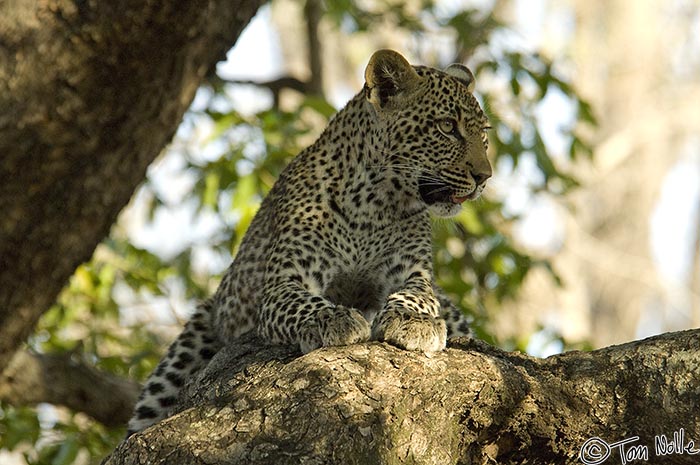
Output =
[
  {"x1": 304, "y1": 0, "x2": 324, "y2": 96},
  {"x1": 105, "y1": 330, "x2": 700, "y2": 464},
  {"x1": 210, "y1": 76, "x2": 313, "y2": 108},
  {"x1": 0, "y1": 350, "x2": 140, "y2": 427},
  {"x1": 0, "y1": 0, "x2": 264, "y2": 372}
]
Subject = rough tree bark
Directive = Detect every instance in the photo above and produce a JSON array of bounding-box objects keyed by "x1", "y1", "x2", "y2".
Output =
[
  {"x1": 0, "y1": 0, "x2": 264, "y2": 373},
  {"x1": 105, "y1": 331, "x2": 700, "y2": 465}
]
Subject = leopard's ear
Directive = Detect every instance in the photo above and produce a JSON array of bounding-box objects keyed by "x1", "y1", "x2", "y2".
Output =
[
  {"x1": 364, "y1": 50, "x2": 421, "y2": 108},
  {"x1": 444, "y1": 63, "x2": 475, "y2": 93}
]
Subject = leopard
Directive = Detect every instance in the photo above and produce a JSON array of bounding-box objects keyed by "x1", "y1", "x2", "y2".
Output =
[{"x1": 127, "y1": 49, "x2": 492, "y2": 436}]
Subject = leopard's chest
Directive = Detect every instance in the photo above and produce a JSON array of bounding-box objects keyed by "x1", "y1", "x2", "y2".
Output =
[
  {"x1": 318, "y1": 225, "x2": 411, "y2": 317},
  {"x1": 323, "y1": 269, "x2": 387, "y2": 315}
]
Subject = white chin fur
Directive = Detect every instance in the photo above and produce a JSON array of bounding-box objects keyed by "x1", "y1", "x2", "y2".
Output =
[{"x1": 428, "y1": 203, "x2": 462, "y2": 218}]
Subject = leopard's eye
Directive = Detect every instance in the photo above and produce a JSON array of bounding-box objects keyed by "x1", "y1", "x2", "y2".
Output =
[{"x1": 437, "y1": 118, "x2": 459, "y2": 138}]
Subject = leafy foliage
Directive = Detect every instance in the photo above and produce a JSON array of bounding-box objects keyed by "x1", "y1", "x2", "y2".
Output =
[{"x1": 1, "y1": 0, "x2": 595, "y2": 462}]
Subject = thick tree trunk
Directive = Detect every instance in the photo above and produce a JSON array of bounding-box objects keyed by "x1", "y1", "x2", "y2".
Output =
[
  {"x1": 105, "y1": 331, "x2": 700, "y2": 465},
  {"x1": 0, "y1": 0, "x2": 263, "y2": 371}
]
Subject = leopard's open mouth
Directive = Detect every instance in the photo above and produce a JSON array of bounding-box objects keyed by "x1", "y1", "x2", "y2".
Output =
[{"x1": 418, "y1": 176, "x2": 474, "y2": 205}]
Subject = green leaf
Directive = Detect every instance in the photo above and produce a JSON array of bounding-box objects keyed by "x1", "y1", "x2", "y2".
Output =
[
  {"x1": 205, "y1": 110, "x2": 247, "y2": 142},
  {"x1": 509, "y1": 76, "x2": 521, "y2": 96},
  {"x1": 203, "y1": 171, "x2": 220, "y2": 210},
  {"x1": 0, "y1": 405, "x2": 40, "y2": 450},
  {"x1": 231, "y1": 174, "x2": 261, "y2": 252},
  {"x1": 52, "y1": 439, "x2": 80, "y2": 465},
  {"x1": 578, "y1": 100, "x2": 598, "y2": 125}
]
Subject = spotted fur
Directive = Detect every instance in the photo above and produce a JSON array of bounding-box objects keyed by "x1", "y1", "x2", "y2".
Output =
[{"x1": 127, "y1": 50, "x2": 491, "y2": 435}]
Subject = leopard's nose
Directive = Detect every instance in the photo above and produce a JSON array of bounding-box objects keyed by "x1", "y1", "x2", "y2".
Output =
[{"x1": 470, "y1": 169, "x2": 491, "y2": 186}]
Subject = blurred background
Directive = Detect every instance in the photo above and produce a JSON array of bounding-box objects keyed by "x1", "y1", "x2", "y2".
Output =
[{"x1": 2, "y1": 0, "x2": 699, "y2": 463}]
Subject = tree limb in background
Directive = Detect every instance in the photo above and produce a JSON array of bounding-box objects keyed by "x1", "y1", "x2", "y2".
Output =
[
  {"x1": 213, "y1": 76, "x2": 313, "y2": 108},
  {"x1": 0, "y1": 350, "x2": 140, "y2": 427},
  {"x1": 105, "y1": 330, "x2": 700, "y2": 464},
  {"x1": 0, "y1": 0, "x2": 264, "y2": 372},
  {"x1": 304, "y1": 0, "x2": 324, "y2": 96}
]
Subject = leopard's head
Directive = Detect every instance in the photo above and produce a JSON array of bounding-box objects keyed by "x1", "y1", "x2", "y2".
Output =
[{"x1": 364, "y1": 49, "x2": 491, "y2": 218}]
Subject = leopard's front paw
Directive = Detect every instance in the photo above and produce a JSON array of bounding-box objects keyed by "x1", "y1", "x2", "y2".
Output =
[
  {"x1": 298, "y1": 325, "x2": 323, "y2": 354},
  {"x1": 371, "y1": 308, "x2": 447, "y2": 352},
  {"x1": 317, "y1": 305, "x2": 371, "y2": 348}
]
